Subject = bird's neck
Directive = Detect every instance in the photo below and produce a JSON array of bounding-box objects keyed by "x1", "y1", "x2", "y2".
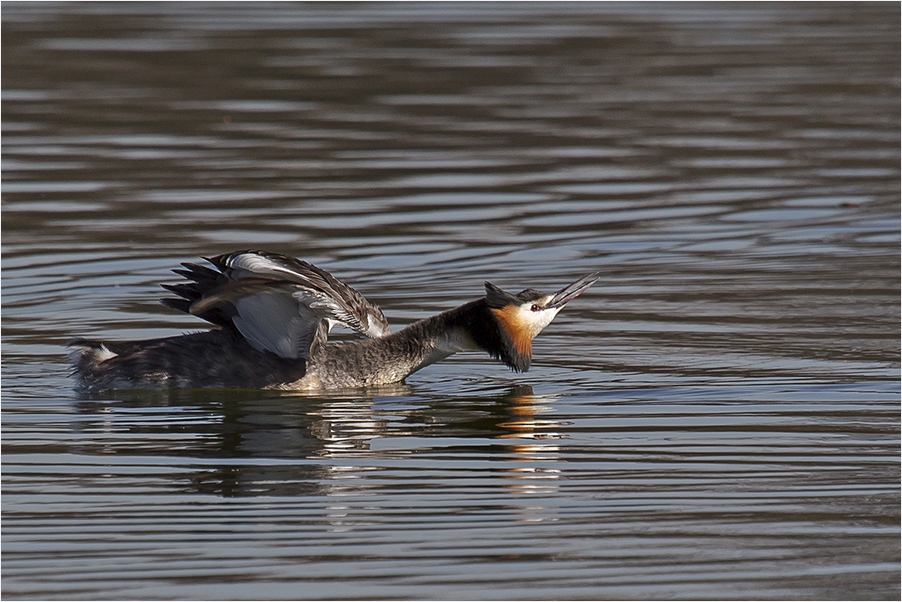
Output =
[{"x1": 309, "y1": 298, "x2": 530, "y2": 388}]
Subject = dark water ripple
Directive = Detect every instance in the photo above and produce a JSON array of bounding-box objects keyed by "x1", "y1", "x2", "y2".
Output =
[{"x1": 2, "y1": 3, "x2": 899, "y2": 600}]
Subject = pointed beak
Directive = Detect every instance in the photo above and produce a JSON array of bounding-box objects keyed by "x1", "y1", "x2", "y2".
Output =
[{"x1": 547, "y1": 272, "x2": 599, "y2": 309}]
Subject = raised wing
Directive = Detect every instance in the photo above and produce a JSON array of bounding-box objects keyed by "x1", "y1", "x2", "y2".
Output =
[{"x1": 161, "y1": 250, "x2": 391, "y2": 359}]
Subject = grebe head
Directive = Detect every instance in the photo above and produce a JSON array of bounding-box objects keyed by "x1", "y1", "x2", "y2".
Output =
[{"x1": 483, "y1": 272, "x2": 599, "y2": 371}]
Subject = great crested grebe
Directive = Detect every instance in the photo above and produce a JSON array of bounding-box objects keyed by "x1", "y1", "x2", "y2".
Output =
[{"x1": 69, "y1": 250, "x2": 598, "y2": 392}]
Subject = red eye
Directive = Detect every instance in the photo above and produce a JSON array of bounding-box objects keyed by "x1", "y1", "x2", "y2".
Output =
[{"x1": 530, "y1": 304, "x2": 540, "y2": 312}]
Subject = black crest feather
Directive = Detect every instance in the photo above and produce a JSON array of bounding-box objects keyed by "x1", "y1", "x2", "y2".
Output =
[{"x1": 484, "y1": 281, "x2": 518, "y2": 309}]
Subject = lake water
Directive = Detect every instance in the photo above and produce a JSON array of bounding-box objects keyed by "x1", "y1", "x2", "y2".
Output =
[{"x1": 2, "y1": 3, "x2": 899, "y2": 600}]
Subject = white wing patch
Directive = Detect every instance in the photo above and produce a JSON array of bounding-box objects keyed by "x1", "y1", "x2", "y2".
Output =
[
  {"x1": 232, "y1": 293, "x2": 321, "y2": 359},
  {"x1": 224, "y1": 253, "x2": 303, "y2": 280}
]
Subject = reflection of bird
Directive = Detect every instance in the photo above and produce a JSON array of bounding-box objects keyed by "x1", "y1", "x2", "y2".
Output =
[{"x1": 70, "y1": 250, "x2": 597, "y2": 392}]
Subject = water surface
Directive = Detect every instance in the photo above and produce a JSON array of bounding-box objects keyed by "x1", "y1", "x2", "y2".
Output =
[{"x1": 2, "y1": 3, "x2": 899, "y2": 600}]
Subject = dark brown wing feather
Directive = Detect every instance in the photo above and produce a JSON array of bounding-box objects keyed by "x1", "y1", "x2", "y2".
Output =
[{"x1": 160, "y1": 250, "x2": 390, "y2": 359}]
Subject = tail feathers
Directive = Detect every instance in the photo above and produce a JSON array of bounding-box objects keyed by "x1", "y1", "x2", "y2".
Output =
[
  {"x1": 67, "y1": 339, "x2": 119, "y2": 391},
  {"x1": 68, "y1": 339, "x2": 117, "y2": 364}
]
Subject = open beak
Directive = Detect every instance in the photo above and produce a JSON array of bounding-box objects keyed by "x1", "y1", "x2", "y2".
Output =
[{"x1": 547, "y1": 272, "x2": 599, "y2": 309}]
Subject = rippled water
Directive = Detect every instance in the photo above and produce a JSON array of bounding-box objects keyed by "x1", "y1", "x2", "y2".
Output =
[{"x1": 2, "y1": 3, "x2": 900, "y2": 600}]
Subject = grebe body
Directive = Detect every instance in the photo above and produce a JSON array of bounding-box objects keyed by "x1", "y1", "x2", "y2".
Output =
[{"x1": 69, "y1": 251, "x2": 597, "y2": 392}]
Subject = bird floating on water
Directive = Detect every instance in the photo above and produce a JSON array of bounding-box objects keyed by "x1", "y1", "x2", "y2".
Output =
[{"x1": 69, "y1": 250, "x2": 598, "y2": 392}]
